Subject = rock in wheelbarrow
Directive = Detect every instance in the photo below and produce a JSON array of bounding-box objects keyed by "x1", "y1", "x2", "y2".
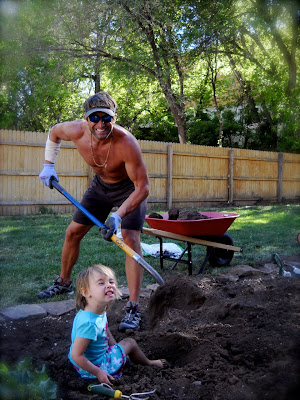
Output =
[{"x1": 147, "y1": 275, "x2": 206, "y2": 327}]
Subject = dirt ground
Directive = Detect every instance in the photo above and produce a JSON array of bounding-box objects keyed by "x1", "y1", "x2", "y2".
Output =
[{"x1": 1, "y1": 255, "x2": 300, "y2": 400}]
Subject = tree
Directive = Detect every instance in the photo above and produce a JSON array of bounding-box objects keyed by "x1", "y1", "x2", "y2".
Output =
[
  {"x1": 0, "y1": 0, "x2": 85, "y2": 131},
  {"x1": 41, "y1": 0, "x2": 190, "y2": 143},
  {"x1": 223, "y1": 0, "x2": 300, "y2": 151},
  {"x1": 207, "y1": 50, "x2": 224, "y2": 147},
  {"x1": 182, "y1": 0, "x2": 299, "y2": 151},
  {"x1": 1, "y1": 0, "x2": 298, "y2": 151},
  {"x1": 28, "y1": 0, "x2": 236, "y2": 144}
]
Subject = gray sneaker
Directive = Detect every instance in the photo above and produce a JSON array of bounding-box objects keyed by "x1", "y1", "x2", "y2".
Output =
[
  {"x1": 119, "y1": 301, "x2": 141, "y2": 331},
  {"x1": 37, "y1": 277, "x2": 73, "y2": 299}
]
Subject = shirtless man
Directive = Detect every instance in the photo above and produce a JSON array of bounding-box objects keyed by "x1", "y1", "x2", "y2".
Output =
[{"x1": 38, "y1": 92, "x2": 149, "y2": 331}]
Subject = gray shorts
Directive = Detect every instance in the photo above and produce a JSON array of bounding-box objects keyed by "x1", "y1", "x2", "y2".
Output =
[{"x1": 72, "y1": 175, "x2": 147, "y2": 231}]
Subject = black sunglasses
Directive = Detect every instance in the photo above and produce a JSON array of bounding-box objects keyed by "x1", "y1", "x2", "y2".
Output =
[{"x1": 89, "y1": 114, "x2": 113, "y2": 124}]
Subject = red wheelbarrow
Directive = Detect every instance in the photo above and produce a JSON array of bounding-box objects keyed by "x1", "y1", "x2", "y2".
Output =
[{"x1": 143, "y1": 212, "x2": 243, "y2": 275}]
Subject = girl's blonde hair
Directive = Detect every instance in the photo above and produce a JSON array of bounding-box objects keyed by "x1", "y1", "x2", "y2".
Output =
[{"x1": 75, "y1": 264, "x2": 122, "y2": 310}]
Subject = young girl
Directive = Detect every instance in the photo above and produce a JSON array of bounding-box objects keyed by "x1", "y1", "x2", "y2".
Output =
[{"x1": 69, "y1": 264, "x2": 165, "y2": 384}]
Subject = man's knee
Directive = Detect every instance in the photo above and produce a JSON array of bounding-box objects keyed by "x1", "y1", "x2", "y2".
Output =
[
  {"x1": 122, "y1": 229, "x2": 140, "y2": 248},
  {"x1": 65, "y1": 222, "x2": 90, "y2": 242}
]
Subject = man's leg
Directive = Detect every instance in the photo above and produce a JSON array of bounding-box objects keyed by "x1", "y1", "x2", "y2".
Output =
[
  {"x1": 37, "y1": 221, "x2": 92, "y2": 299},
  {"x1": 122, "y1": 229, "x2": 144, "y2": 302},
  {"x1": 119, "y1": 229, "x2": 144, "y2": 330},
  {"x1": 60, "y1": 221, "x2": 93, "y2": 282}
]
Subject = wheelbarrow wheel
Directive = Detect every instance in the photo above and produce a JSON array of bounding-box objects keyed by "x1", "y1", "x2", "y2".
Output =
[{"x1": 207, "y1": 233, "x2": 234, "y2": 267}]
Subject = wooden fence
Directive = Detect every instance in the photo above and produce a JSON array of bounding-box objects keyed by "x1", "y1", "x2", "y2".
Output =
[{"x1": 0, "y1": 129, "x2": 299, "y2": 216}]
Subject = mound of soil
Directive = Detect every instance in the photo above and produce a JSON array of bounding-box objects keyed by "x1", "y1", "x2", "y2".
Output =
[
  {"x1": 1, "y1": 256, "x2": 300, "y2": 400},
  {"x1": 148, "y1": 208, "x2": 210, "y2": 221}
]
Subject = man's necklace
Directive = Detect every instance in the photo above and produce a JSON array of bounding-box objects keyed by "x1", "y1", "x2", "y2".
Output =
[{"x1": 90, "y1": 128, "x2": 113, "y2": 168}]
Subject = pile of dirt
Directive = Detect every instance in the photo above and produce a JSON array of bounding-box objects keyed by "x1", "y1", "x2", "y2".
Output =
[
  {"x1": 148, "y1": 275, "x2": 206, "y2": 326},
  {"x1": 148, "y1": 208, "x2": 210, "y2": 221},
  {"x1": 1, "y1": 256, "x2": 300, "y2": 400}
]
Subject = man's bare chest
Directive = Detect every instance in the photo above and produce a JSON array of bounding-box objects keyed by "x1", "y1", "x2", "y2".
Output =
[{"x1": 74, "y1": 135, "x2": 127, "y2": 180}]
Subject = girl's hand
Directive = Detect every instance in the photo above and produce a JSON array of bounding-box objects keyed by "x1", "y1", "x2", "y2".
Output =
[{"x1": 96, "y1": 368, "x2": 115, "y2": 385}]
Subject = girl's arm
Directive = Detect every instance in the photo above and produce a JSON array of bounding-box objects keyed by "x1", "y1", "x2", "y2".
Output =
[
  {"x1": 71, "y1": 337, "x2": 114, "y2": 384},
  {"x1": 107, "y1": 328, "x2": 117, "y2": 346}
]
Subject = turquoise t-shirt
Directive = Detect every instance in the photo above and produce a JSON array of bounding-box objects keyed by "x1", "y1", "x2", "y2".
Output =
[{"x1": 68, "y1": 309, "x2": 126, "y2": 378}]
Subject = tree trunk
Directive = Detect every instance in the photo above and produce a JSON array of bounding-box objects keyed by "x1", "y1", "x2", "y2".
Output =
[
  {"x1": 120, "y1": 2, "x2": 188, "y2": 144},
  {"x1": 94, "y1": 57, "x2": 101, "y2": 93},
  {"x1": 94, "y1": 74, "x2": 100, "y2": 93},
  {"x1": 212, "y1": 79, "x2": 223, "y2": 147},
  {"x1": 229, "y1": 57, "x2": 260, "y2": 123},
  {"x1": 208, "y1": 53, "x2": 223, "y2": 147},
  {"x1": 160, "y1": 84, "x2": 187, "y2": 144},
  {"x1": 170, "y1": 103, "x2": 187, "y2": 144},
  {"x1": 255, "y1": 0, "x2": 298, "y2": 94}
]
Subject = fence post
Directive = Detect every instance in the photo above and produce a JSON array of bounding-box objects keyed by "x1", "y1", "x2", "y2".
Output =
[
  {"x1": 228, "y1": 149, "x2": 234, "y2": 203},
  {"x1": 167, "y1": 143, "x2": 173, "y2": 210},
  {"x1": 277, "y1": 152, "x2": 283, "y2": 203}
]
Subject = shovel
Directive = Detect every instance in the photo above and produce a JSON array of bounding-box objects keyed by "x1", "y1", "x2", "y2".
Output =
[{"x1": 49, "y1": 177, "x2": 164, "y2": 285}]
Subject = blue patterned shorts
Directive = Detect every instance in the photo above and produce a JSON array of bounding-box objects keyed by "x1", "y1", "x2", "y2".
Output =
[{"x1": 72, "y1": 343, "x2": 126, "y2": 379}]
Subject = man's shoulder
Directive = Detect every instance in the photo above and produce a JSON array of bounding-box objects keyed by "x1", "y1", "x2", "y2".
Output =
[
  {"x1": 114, "y1": 124, "x2": 139, "y2": 144},
  {"x1": 54, "y1": 119, "x2": 88, "y2": 139},
  {"x1": 114, "y1": 124, "x2": 131, "y2": 136},
  {"x1": 67, "y1": 119, "x2": 87, "y2": 130}
]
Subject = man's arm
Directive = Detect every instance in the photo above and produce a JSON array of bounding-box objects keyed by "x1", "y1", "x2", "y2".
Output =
[
  {"x1": 39, "y1": 120, "x2": 85, "y2": 186},
  {"x1": 101, "y1": 137, "x2": 149, "y2": 240},
  {"x1": 44, "y1": 121, "x2": 80, "y2": 163},
  {"x1": 116, "y1": 136, "x2": 149, "y2": 219},
  {"x1": 101, "y1": 134, "x2": 148, "y2": 240},
  {"x1": 49, "y1": 120, "x2": 85, "y2": 144}
]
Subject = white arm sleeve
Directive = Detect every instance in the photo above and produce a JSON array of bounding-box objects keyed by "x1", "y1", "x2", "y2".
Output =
[{"x1": 44, "y1": 131, "x2": 61, "y2": 163}]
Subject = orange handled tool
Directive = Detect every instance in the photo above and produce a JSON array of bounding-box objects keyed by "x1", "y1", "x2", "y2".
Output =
[
  {"x1": 88, "y1": 384, "x2": 122, "y2": 398},
  {"x1": 88, "y1": 383, "x2": 156, "y2": 399}
]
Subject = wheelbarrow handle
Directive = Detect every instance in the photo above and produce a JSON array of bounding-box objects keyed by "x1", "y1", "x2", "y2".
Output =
[{"x1": 49, "y1": 177, "x2": 164, "y2": 285}]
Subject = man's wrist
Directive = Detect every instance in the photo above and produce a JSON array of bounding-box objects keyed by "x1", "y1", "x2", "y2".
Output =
[
  {"x1": 45, "y1": 131, "x2": 61, "y2": 163},
  {"x1": 43, "y1": 163, "x2": 55, "y2": 168},
  {"x1": 111, "y1": 212, "x2": 122, "y2": 223}
]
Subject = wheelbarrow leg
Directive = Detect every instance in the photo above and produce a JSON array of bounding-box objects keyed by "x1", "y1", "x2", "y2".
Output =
[
  {"x1": 158, "y1": 236, "x2": 164, "y2": 270},
  {"x1": 187, "y1": 242, "x2": 192, "y2": 275},
  {"x1": 198, "y1": 233, "x2": 235, "y2": 274},
  {"x1": 197, "y1": 247, "x2": 213, "y2": 274},
  {"x1": 170, "y1": 242, "x2": 193, "y2": 275}
]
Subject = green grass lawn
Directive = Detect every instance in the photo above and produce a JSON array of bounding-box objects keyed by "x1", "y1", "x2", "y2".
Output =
[{"x1": 0, "y1": 204, "x2": 299, "y2": 308}]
